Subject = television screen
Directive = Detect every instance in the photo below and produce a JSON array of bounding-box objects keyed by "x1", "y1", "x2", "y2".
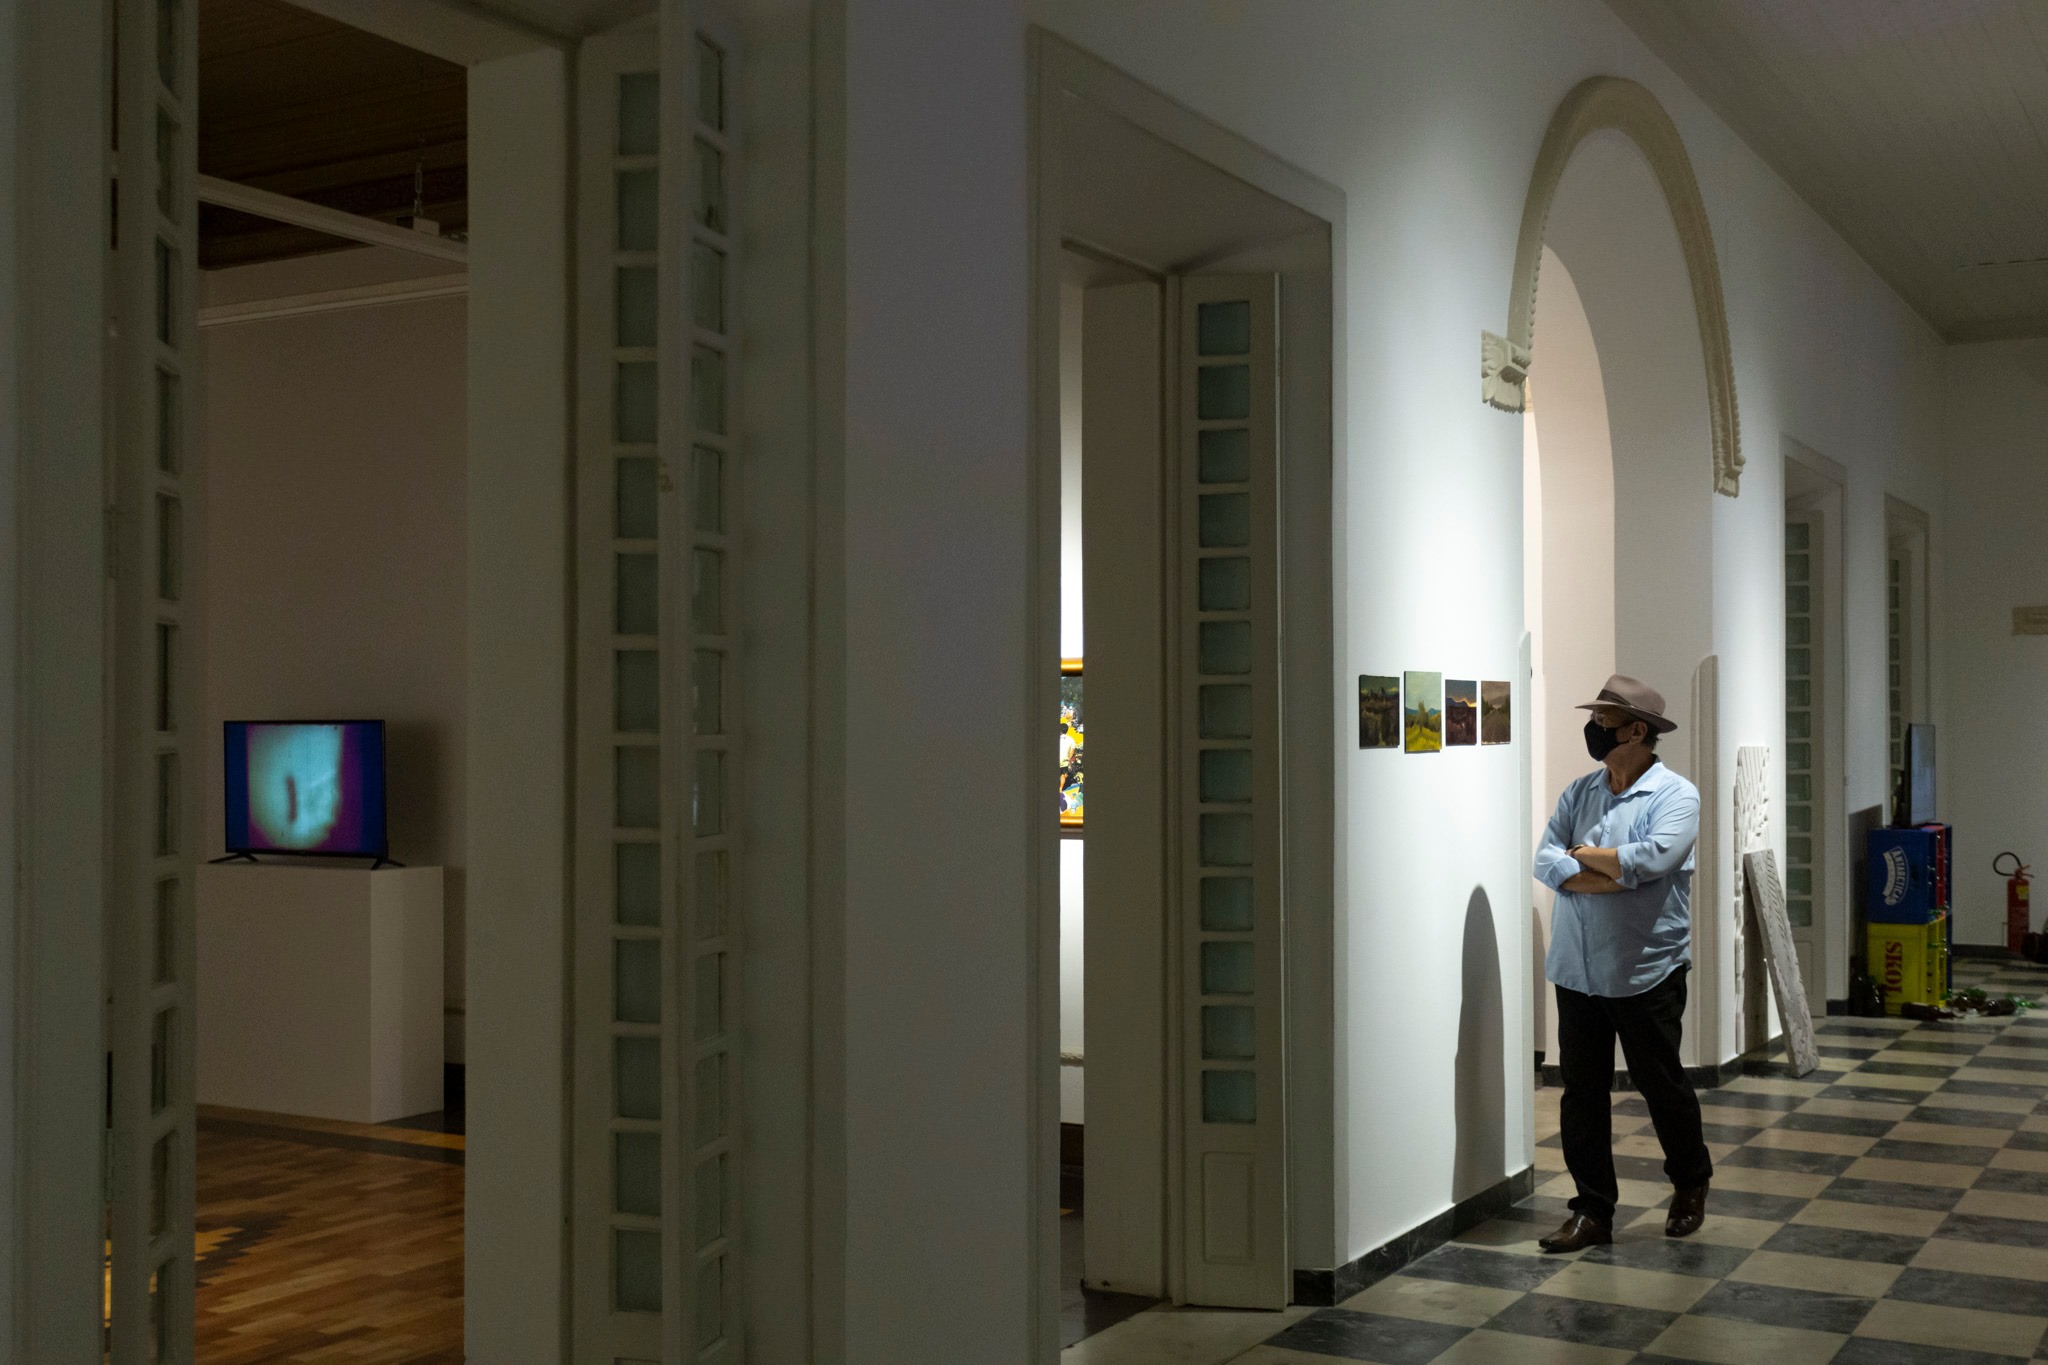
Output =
[
  {"x1": 1905, "y1": 722, "x2": 1936, "y2": 826},
  {"x1": 224, "y1": 721, "x2": 387, "y2": 858}
]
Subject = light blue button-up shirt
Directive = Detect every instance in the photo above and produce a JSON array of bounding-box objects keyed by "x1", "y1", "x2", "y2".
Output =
[{"x1": 1535, "y1": 758, "x2": 1701, "y2": 998}]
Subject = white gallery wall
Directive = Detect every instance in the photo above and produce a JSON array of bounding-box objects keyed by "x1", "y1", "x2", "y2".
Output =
[
  {"x1": 199, "y1": 253, "x2": 469, "y2": 1063},
  {"x1": 1026, "y1": 0, "x2": 1949, "y2": 1279},
  {"x1": 815, "y1": 1, "x2": 1951, "y2": 1325},
  {"x1": 1944, "y1": 340, "x2": 2048, "y2": 944}
]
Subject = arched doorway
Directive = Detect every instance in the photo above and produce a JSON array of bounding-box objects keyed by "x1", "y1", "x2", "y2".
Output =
[
  {"x1": 1502, "y1": 77, "x2": 1753, "y2": 1080},
  {"x1": 1522, "y1": 245, "x2": 1616, "y2": 1070}
]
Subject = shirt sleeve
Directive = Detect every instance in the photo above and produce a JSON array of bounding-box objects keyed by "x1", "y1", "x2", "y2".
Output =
[
  {"x1": 1533, "y1": 785, "x2": 1583, "y2": 891},
  {"x1": 1613, "y1": 781, "x2": 1700, "y2": 889}
]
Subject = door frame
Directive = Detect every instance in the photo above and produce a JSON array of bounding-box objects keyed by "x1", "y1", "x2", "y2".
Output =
[
  {"x1": 2, "y1": 0, "x2": 584, "y2": 1355},
  {"x1": 260, "y1": 9, "x2": 585, "y2": 1357},
  {"x1": 1027, "y1": 29, "x2": 1345, "y2": 1345},
  {"x1": 1885, "y1": 495, "x2": 1933, "y2": 790},
  {"x1": 12, "y1": 0, "x2": 820, "y2": 1356},
  {"x1": 1785, "y1": 438, "x2": 1846, "y2": 1012}
]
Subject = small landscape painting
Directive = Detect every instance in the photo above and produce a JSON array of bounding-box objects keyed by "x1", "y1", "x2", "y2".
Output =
[
  {"x1": 1404, "y1": 671, "x2": 1442, "y2": 754},
  {"x1": 1445, "y1": 679, "x2": 1479, "y2": 746},
  {"x1": 1059, "y1": 660, "x2": 1084, "y2": 829},
  {"x1": 1481, "y1": 680, "x2": 1511, "y2": 745},
  {"x1": 1359, "y1": 674, "x2": 1400, "y2": 749}
]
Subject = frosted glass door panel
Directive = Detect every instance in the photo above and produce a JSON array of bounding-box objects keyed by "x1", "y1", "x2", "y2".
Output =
[
  {"x1": 572, "y1": 8, "x2": 744, "y2": 1361},
  {"x1": 1174, "y1": 275, "x2": 1287, "y2": 1310},
  {"x1": 111, "y1": 0, "x2": 202, "y2": 1357}
]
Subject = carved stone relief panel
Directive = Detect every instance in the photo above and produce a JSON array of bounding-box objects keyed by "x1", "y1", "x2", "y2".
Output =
[
  {"x1": 1733, "y1": 745, "x2": 1770, "y2": 1057},
  {"x1": 1743, "y1": 849, "x2": 1819, "y2": 1076}
]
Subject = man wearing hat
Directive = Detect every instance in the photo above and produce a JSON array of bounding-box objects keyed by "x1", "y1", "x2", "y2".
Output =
[{"x1": 1531, "y1": 673, "x2": 1710, "y2": 1253}]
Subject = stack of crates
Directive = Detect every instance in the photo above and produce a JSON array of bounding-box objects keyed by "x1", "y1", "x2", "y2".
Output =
[{"x1": 1868, "y1": 823, "x2": 1952, "y2": 1014}]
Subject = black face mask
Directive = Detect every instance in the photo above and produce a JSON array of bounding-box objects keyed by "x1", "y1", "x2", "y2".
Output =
[{"x1": 1584, "y1": 717, "x2": 1628, "y2": 761}]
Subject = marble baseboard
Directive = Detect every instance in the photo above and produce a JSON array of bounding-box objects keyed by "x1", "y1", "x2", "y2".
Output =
[{"x1": 1291, "y1": 1166, "x2": 1535, "y2": 1307}]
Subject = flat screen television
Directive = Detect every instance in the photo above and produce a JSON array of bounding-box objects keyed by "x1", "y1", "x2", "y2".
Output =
[
  {"x1": 1903, "y1": 722, "x2": 1936, "y2": 826},
  {"x1": 223, "y1": 721, "x2": 388, "y2": 861}
]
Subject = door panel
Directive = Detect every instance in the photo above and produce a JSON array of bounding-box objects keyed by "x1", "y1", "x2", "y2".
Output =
[
  {"x1": 572, "y1": 7, "x2": 743, "y2": 1360},
  {"x1": 1175, "y1": 275, "x2": 1287, "y2": 1309},
  {"x1": 109, "y1": 0, "x2": 202, "y2": 1358},
  {"x1": 1079, "y1": 279, "x2": 1167, "y2": 1297},
  {"x1": 1784, "y1": 510, "x2": 1822, "y2": 1015}
]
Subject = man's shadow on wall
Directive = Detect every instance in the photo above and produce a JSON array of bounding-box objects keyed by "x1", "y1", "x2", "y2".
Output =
[{"x1": 1453, "y1": 887, "x2": 1506, "y2": 1202}]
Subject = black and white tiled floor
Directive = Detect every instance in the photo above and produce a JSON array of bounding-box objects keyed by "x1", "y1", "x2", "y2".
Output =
[{"x1": 1068, "y1": 959, "x2": 2048, "y2": 1364}]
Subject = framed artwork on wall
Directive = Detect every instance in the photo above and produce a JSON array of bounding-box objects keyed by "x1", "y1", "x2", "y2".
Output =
[
  {"x1": 1445, "y1": 679, "x2": 1478, "y2": 746},
  {"x1": 1404, "y1": 671, "x2": 1442, "y2": 753},
  {"x1": 1359, "y1": 674, "x2": 1400, "y2": 749},
  {"x1": 1060, "y1": 658, "x2": 1085, "y2": 831},
  {"x1": 1481, "y1": 680, "x2": 1512, "y2": 745}
]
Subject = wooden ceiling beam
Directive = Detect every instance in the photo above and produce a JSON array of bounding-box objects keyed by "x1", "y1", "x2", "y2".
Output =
[
  {"x1": 201, "y1": 88, "x2": 463, "y2": 150},
  {"x1": 197, "y1": 0, "x2": 478, "y2": 268},
  {"x1": 201, "y1": 138, "x2": 468, "y2": 192},
  {"x1": 197, "y1": 173, "x2": 468, "y2": 263}
]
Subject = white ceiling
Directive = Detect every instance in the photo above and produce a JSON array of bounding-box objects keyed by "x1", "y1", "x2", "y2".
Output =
[{"x1": 1609, "y1": 0, "x2": 2048, "y2": 341}]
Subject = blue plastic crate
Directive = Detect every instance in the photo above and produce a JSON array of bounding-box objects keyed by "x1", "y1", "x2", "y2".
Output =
[{"x1": 1869, "y1": 827, "x2": 1941, "y2": 925}]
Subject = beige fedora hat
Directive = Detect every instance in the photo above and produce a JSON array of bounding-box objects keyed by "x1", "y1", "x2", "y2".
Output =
[{"x1": 1574, "y1": 673, "x2": 1677, "y2": 734}]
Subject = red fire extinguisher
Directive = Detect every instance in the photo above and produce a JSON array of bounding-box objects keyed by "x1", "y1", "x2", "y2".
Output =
[{"x1": 1997, "y1": 852, "x2": 2031, "y2": 954}]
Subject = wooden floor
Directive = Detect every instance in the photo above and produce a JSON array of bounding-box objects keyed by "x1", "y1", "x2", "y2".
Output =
[{"x1": 195, "y1": 1105, "x2": 463, "y2": 1363}]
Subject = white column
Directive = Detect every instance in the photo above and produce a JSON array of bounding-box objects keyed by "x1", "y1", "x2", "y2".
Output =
[
  {"x1": 6, "y1": 3, "x2": 114, "y2": 1358},
  {"x1": 834, "y1": 0, "x2": 1035, "y2": 1357},
  {"x1": 464, "y1": 45, "x2": 573, "y2": 1364}
]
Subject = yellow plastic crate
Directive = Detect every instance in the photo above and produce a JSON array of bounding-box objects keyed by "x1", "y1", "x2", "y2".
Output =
[{"x1": 1870, "y1": 913, "x2": 1949, "y2": 1015}]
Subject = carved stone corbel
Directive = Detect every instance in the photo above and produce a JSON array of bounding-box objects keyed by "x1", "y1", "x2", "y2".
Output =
[{"x1": 1481, "y1": 331, "x2": 1530, "y2": 413}]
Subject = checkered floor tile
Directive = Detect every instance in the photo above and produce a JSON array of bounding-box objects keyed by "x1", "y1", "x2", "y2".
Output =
[{"x1": 1231, "y1": 959, "x2": 2048, "y2": 1364}]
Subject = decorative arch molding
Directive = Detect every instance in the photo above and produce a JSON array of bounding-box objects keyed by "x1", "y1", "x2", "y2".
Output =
[{"x1": 1483, "y1": 76, "x2": 1744, "y2": 497}]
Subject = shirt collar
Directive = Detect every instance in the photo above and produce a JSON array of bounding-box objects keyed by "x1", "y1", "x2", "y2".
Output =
[{"x1": 1609, "y1": 758, "x2": 1669, "y2": 801}]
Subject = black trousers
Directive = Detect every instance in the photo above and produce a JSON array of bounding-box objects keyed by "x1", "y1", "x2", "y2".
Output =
[{"x1": 1555, "y1": 964, "x2": 1713, "y2": 1224}]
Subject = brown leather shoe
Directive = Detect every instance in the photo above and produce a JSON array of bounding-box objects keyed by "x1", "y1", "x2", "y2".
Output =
[
  {"x1": 1537, "y1": 1213, "x2": 1612, "y2": 1253},
  {"x1": 1666, "y1": 1184, "x2": 1708, "y2": 1238}
]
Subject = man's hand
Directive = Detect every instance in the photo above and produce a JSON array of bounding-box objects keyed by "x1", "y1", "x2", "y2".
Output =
[
  {"x1": 1561, "y1": 870, "x2": 1625, "y2": 894},
  {"x1": 1570, "y1": 845, "x2": 1624, "y2": 881}
]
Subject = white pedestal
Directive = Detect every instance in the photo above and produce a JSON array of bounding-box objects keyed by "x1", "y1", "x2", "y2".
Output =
[{"x1": 198, "y1": 863, "x2": 444, "y2": 1123}]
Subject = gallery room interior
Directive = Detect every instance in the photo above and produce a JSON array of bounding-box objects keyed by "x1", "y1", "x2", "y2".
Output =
[{"x1": 9, "y1": 0, "x2": 2048, "y2": 1362}]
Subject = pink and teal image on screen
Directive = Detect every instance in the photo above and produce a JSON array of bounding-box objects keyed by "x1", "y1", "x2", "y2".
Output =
[{"x1": 224, "y1": 721, "x2": 387, "y2": 858}]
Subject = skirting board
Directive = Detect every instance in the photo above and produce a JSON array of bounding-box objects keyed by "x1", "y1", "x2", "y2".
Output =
[
  {"x1": 1954, "y1": 943, "x2": 2022, "y2": 961},
  {"x1": 1293, "y1": 1167, "x2": 1535, "y2": 1307}
]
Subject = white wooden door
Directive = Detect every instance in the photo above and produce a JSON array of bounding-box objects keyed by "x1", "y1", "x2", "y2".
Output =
[
  {"x1": 1784, "y1": 509, "x2": 1823, "y2": 1014},
  {"x1": 571, "y1": 6, "x2": 744, "y2": 1361},
  {"x1": 108, "y1": 0, "x2": 202, "y2": 1357},
  {"x1": 1174, "y1": 275, "x2": 1288, "y2": 1309}
]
